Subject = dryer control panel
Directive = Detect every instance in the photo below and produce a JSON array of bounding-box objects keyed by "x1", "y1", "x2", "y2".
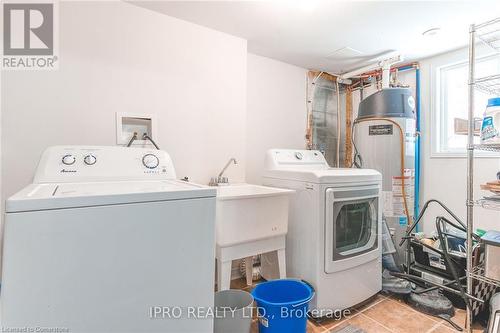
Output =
[
  {"x1": 33, "y1": 146, "x2": 176, "y2": 183},
  {"x1": 265, "y1": 149, "x2": 328, "y2": 170}
]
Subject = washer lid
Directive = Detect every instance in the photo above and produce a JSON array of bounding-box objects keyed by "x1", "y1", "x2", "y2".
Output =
[{"x1": 6, "y1": 180, "x2": 216, "y2": 212}]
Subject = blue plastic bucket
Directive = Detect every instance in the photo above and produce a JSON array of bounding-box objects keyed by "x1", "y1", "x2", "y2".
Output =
[{"x1": 251, "y1": 279, "x2": 314, "y2": 333}]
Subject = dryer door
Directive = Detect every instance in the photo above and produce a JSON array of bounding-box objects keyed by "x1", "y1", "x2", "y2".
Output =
[{"x1": 324, "y1": 186, "x2": 380, "y2": 274}]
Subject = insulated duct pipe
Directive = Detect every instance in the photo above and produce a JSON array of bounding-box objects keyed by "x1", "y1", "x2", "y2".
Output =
[
  {"x1": 308, "y1": 71, "x2": 349, "y2": 167},
  {"x1": 381, "y1": 63, "x2": 391, "y2": 89}
]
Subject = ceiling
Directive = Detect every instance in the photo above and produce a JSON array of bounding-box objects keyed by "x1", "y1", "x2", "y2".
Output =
[{"x1": 132, "y1": 1, "x2": 500, "y2": 73}]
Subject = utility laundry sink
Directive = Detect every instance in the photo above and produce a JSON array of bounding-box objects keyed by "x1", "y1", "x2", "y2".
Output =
[
  {"x1": 215, "y1": 183, "x2": 294, "y2": 247},
  {"x1": 215, "y1": 183, "x2": 294, "y2": 290}
]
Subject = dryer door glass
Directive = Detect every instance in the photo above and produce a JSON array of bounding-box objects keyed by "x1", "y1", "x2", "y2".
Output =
[
  {"x1": 324, "y1": 186, "x2": 380, "y2": 274},
  {"x1": 333, "y1": 199, "x2": 377, "y2": 259}
]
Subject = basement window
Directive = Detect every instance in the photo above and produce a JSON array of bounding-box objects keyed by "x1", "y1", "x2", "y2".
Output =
[{"x1": 433, "y1": 55, "x2": 500, "y2": 157}]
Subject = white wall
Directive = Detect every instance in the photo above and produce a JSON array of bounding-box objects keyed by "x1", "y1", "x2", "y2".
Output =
[
  {"x1": 1, "y1": 1, "x2": 247, "y2": 202},
  {"x1": 223, "y1": 53, "x2": 307, "y2": 280},
  {"x1": 245, "y1": 53, "x2": 307, "y2": 184},
  {"x1": 419, "y1": 48, "x2": 500, "y2": 233},
  {"x1": 5, "y1": 0, "x2": 495, "y2": 278},
  {"x1": 1, "y1": 3, "x2": 309, "y2": 280}
]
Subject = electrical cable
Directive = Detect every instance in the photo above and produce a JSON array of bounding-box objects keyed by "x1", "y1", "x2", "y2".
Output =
[
  {"x1": 400, "y1": 199, "x2": 479, "y2": 248},
  {"x1": 351, "y1": 122, "x2": 363, "y2": 168}
]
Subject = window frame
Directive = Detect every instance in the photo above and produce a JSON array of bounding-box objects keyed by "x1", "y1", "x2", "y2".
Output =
[{"x1": 431, "y1": 53, "x2": 500, "y2": 158}]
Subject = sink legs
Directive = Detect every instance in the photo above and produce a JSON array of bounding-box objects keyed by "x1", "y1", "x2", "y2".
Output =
[
  {"x1": 277, "y1": 248, "x2": 287, "y2": 279},
  {"x1": 244, "y1": 257, "x2": 253, "y2": 286},
  {"x1": 216, "y1": 235, "x2": 286, "y2": 291},
  {"x1": 217, "y1": 259, "x2": 232, "y2": 291}
]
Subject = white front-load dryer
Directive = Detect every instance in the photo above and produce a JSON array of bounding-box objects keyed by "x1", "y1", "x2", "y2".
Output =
[{"x1": 263, "y1": 149, "x2": 382, "y2": 316}]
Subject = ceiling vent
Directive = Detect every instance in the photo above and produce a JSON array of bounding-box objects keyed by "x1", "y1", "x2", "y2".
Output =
[{"x1": 325, "y1": 47, "x2": 364, "y2": 60}]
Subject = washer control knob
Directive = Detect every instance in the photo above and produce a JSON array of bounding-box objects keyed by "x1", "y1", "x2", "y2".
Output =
[
  {"x1": 295, "y1": 152, "x2": 303, "y2": 160},
  {"x1": 142, "y1": 154, "x2": 159, "y2": 169},
  {"x1": 62, "y1": 154, "x2": 76, "y2": 165},
  {"x1": 84, "y1": 154, "x2": 97, "y2": 165}
]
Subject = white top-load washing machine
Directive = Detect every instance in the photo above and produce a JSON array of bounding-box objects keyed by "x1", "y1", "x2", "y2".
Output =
[
  {"x1": 2, "y1": 146, "x2": 216, "y2": 332},
  {"x1": 263, "y1": 149, "x2": 382, "y2": 316}
]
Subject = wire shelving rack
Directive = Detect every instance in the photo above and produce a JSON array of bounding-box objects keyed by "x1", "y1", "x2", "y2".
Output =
[{"x1": 466, "y1": 16, "x2": 500, "y2": 333}]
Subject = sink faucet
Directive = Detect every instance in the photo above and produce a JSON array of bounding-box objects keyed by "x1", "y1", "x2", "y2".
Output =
[{"x1": 209, "y1": 158, "x2": 237, "y2": 186}]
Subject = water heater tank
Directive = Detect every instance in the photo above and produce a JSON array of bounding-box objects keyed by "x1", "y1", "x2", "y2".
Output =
[
  {"x1": 357, "y1": 88, "x2": 415, "y2": 120},
  {"x1": 354, "y1": 88, "x2": 416, "y2": 264}
]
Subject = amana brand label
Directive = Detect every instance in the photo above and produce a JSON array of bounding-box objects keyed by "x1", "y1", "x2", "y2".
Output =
[{"x1": 369, "y1": 124, "x2": 393, "y2": 135}]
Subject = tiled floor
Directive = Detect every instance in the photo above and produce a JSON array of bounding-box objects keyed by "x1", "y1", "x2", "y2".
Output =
[{"x1": 229, "y1": 278, "x2": 486, "y2": 333}]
